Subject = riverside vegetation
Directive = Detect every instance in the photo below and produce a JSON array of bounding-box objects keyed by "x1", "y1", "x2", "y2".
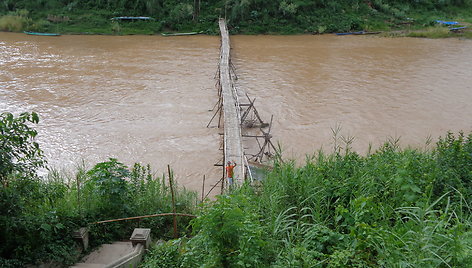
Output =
[
  {"x1": 0, "y1": 0, "x2": 472, "y2": 36},
  {"x1": 140, "y1": 132, "x2": 472, "y2": 267},
  {"x1": 2, "y1": 112, "x2": 470, "y2": 267},
  {"x1": 0, "y1": 112, "x2": 197, "y2": 267}
]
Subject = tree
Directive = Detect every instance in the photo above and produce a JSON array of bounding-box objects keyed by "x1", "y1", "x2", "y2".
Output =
[{"x1": 0, "y1": 112, "x2": 46, "y2": 187}]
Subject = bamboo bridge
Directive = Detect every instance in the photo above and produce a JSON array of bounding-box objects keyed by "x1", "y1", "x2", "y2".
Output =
[
  {"x1": 206, "y1": 19, "x2": 277, "y2": 193},
  {"x1": 218, "y1": 19, "x2": 245, "y2": 185}
]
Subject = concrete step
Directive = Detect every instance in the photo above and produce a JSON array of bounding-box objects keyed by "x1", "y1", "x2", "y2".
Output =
[
  {"x1": 113, "y1": 241, "x2": 131, "y2": 245},
  {"x1": 70, "y1": 263, "x2": 105, "y2": 268},
  {"x1": 79, "y1": 242, "x2": 134, "y2": 265}
]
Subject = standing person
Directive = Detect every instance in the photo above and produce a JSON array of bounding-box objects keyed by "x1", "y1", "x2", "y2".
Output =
[{"x1": 226, "y1": 161, "x2": 236, "y2": 185}]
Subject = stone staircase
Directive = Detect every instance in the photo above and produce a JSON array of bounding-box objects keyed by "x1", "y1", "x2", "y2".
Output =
[
  {"x1": 71, "y1": 228, "x2": 150, "y2": 268},
  {"x1": 71, "y1": 242, "x2": 135, "y2": 268}
]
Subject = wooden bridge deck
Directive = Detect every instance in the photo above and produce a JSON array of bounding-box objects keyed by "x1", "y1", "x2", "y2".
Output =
[{"x1": 219, "y1": 18, "x2": 245, "y2": 185}]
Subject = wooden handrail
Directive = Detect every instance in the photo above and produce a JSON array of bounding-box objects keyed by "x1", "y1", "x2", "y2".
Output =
[{"x1": 93, "y1": 213, "x2": 197, "y2": 224}]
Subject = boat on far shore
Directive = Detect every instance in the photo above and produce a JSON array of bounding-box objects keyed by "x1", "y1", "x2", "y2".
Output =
[
  {"x1": 111, "y1": 16, "x2": 155, "y2": 21},
  {"x1": 161, "y1": 31, "x2": 203, "y2": 37},
  {"x1": 24, "y1": 31, "x2": 61, "y2": 36},
  {"x1": 335, "y1": 31, "x2": 381, "y2": 36}
]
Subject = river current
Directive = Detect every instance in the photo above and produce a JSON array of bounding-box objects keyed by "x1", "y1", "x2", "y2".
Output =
[{"x1": 1, "y1": 33, "x2": 471, "y2": 194}]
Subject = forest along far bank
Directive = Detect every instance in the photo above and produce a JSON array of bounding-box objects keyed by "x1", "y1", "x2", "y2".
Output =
[{"x1": 1, "y1": 0, "x2": 472, "y2": 37}]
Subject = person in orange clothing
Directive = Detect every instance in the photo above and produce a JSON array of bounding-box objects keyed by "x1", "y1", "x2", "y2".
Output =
[{"x1": 226, "y1": 161, "x2": 236, "y2": 185}]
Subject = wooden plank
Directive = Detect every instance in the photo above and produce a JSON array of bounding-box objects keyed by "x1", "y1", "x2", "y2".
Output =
[{"x1": 219, "y1": 18, "x2": 245, "y2": 186}]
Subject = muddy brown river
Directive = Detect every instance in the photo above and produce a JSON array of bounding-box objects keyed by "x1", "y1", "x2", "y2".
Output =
[{"x1": 1, "y1": 33, "x2": 471, "y2": 194}]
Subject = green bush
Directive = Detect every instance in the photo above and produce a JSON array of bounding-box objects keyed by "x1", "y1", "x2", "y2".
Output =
[
  {"x1": 181, "y1": 191, "x2": 270, "y2": 267},
  {"x1": 140, "y1": 240, "x2": 183, "y2": 268},
  {"x1": 86, "y1": 158, "x2": 131, "y2": 218},
  {"x1": 0, "y1": 112, "x2": 45, "y2": 186}
]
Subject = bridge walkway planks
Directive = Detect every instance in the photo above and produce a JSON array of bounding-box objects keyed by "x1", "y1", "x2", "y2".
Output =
[{"x1": 218, "y1": 18, "x2": 245, "y2": 186}]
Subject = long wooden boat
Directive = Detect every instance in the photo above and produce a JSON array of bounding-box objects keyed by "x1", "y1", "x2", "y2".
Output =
[
  {"x1": 111, "y1": 16, "x2": 155, "y2": 21},
  {"x1": 24, "y1": 31, "x2": 61, "y2": 36},
  {"x1": 450, "y1": 26, "x2": 467, "y2": 32},
  {"x1": 336, "y1": 31, "x2": 381, "y2": 36},
  {"x1": 161, "y1": 31, "x2": 203, "y2": 36}
]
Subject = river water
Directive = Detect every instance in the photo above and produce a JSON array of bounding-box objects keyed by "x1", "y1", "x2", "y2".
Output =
[{"x1": 1, "y1": 33, "x2": 471, "y2": 194}]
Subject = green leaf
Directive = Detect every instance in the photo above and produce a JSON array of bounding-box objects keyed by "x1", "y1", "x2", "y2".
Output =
[
  {"x1": 410, "y1": 184, "x2": 421, "y2": 193},
  {"x1": 31, "y1": 112, "x2": 39, "y2": 123},
  {"x1": 40, "y1": 223, "x2": 51, "y2": 232}
]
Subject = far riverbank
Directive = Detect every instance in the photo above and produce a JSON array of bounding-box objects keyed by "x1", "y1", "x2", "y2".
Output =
[{"x1": 1, "y1": 1, "x2": 472, "y2": 37}]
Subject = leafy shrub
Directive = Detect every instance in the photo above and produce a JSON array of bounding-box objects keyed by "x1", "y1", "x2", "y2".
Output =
[
  {"x1": 140, "y1": 240, "x2": 183, "y2": 268},
  {"x1": 181, "y1": 190, "x2": 271, "y2": 267},
  {"x1": 0, "y1": 112, "x2": 45, "y2": 186},
  {"x1": 0, "y1": 113, "x2": 78, "y2": 265},
  {"x1": 86, "y1": 158, "x2": 131, "y2": 218}
]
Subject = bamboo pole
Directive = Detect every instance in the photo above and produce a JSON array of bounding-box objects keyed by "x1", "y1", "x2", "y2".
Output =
[
  {"x1": 168, "y1": 165, "x2": 178, "y2": 238},
  {"x1": 205, "y1": 176, "x2": 225, "y2": 199},
  {"x1": 76, "y1": 173, "x2": 81, "y2": 216},
  {"x1": 201, "y1": 175, "x2": 206, "y2": 202},
  {"x1": 94, "y1": 213, "x2": 197, "y2": 224}
]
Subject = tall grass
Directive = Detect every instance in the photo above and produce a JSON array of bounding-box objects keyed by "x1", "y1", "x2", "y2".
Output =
[
  {"x1": 407, "y1": 26, "x2": 457, "y2": 38},
  {"x1": 0, "y1": 9, "x2": 31, "y2": 31},
  {"x1": 141, "y1": 132, "x2": 472, "y2": 267},
  {"x1": 0, "y1": 15, "x2": 24, "y2": 31}
]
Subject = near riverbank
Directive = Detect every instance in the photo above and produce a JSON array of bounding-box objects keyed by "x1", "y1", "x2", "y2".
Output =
[{"x1": 2, "y1": 111, "x2": 471, "y2": 267}]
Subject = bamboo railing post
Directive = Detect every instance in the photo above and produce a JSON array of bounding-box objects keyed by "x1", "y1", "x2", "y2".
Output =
[
  {"x1": 168, "y1": 165, "x2": 178, "y2": 238},
  {"x1": 201, "y1": 175, "x2": 206, "y2": 202},
  {"x1": 76, "y1": 173, "x2": 81, "y2": 216}
]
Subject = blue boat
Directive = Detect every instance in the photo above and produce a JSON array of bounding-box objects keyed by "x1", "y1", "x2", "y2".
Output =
[
  {"x1": 450, "y1": 26, "x2": 467, "y2": 32},
  {"x1": 24, "y1": 31, "x2": 61, "y2": 36},
  {"x1": 435, "y1": 20, "x2": 459, "y2": 25}
]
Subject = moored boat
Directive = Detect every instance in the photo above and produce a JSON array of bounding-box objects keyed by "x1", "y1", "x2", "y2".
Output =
[
  {"x1": 24, "y1": 31, "x2": 61, "y2": 36},
  {"x1": 161, "y1": 31, "x2": 203, "y2": 36},
  {"x1": 335, "y1": 31, "x2": 381, "y2": 36},
  {"x1": 450, "y1": 26, "x2": 467, "y2": 32},
  {"x1": 111, "y1": 16, "x2": 155, "y2": 21}
]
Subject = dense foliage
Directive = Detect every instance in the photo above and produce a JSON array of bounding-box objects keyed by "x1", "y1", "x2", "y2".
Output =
[
  {"x1": 141, "y1": 132, "x2": 472, "y2": 267},
  {"x1": 0, "y1": 113, "x2": 196, "y2": 267},
  {"x1": 0, "y1": 112, "x2": 45, "y2": 186},
  {"x1": 1, "y1": 0, "x2": 472, "y2": 34}
]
